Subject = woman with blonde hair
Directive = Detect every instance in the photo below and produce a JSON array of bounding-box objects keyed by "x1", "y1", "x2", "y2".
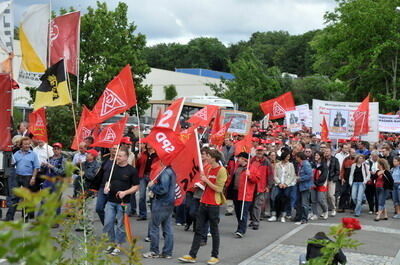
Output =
[
  {"x1": 349, "y1": 155, "x2": 370, "y2": 217},
  {"x1": 371, "y1": 158, "x2": 394, "y2": 221}
]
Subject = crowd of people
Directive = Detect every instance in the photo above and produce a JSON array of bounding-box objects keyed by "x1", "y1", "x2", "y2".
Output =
[{"x1": 1, "y1": 120, "x2": 400, "y2": 264}]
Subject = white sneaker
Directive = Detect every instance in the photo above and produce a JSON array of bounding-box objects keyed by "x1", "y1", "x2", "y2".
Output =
[
  {"x1": 310, "y1": 215, "x2": 318, "y2": 221},
  {"x1": 322, "y1": 212, "x2": 329, "y2": 220},
  {"x1": 330, "y1": 210, "x2": 336, "y2": 217},
  {"x1": 268, "y1": 216, "x2": 277, "y2": 222},
  {"x1": 110, "y1": 248, "x2": 121, "y2": 256},
  {"x1": 207, "y1": 232, "x2": 211, "y2": 237},
  {"x1": 280, "y1": 216, "x2": 286, "y2": 223}
]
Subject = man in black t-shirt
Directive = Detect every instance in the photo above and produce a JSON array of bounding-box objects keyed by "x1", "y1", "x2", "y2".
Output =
[{"x1": 103, "y1": 148, "x2": 139, "y2": 256}]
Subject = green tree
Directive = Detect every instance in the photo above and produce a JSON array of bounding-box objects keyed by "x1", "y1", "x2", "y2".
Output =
[
  {"x1": 311, "y1": 0, "x2": 400, "y2": 112},
  {"x1": 186, "y1": 37, "x2": 229, "y2": 71},
  {"x1": 209, "y1": 50, "x2": 288, "y2": 119},
  {"x1": 164, "y1": 84, "x2": 177, "y2": 100},
  {"x1": 143, "y1": 43, "x2": 189, "y2": 70},
  {"x1": 79, "y1": 1, "x2": 151, "y2": 113}
]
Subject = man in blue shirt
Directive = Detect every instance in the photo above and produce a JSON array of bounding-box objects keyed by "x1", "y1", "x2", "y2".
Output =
[{"x1": 6, "y1": 137, "x2": 40, "y2": 221}]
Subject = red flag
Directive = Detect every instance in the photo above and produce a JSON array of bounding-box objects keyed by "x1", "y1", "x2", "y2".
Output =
[
  {"x1": 320, "y1": 116, "x2": 329, "y2": 142},
  {"x1": 143, "y1": 127, "x2": 185, "y2": 165},
  {"x1": 88, "y1": 65, "x2": 136, "y2": 125},
  {"x1": 71, "y1": 106, "x2": 97, "y2": 150},
  {"x1": 210, "y1": 109, "x2": 221, "y2": 135},
  {"x1": 234, "y1": 129, "x2": 253, "y2": 155},
  {"x1": 28, "y1": 108, "x2": 48, "y2": 142},
  {"x1": 260, "y1": 92, "x2": 295, "y2": 119},
  {"x1": 187, "y1": 105, "x2": 219, "y2": 128},
  {"x1": 353, "y1": 94, "x2": 370, "y2": 136},
  {"x1": 0, "y1": 74, "x2": 12, "y2": 151},
  {"x1": 154, "y1": 108, "x2": 163, "y2": 126},
  {"x1": 210, "y1": 119, "x2": 232, "y2": 146},
  {"x1": 50, "y1": 11, "x2": 80, "y2": 75},
  {"x1": 154, "y1": 97, "x2": 185, "y2": 131},
  {"x1": 171, "y1": 130, "x2": 201, "y2": 206},
  {"x1": 91, "y1": 116, "x2": 128, "y2": 148}
]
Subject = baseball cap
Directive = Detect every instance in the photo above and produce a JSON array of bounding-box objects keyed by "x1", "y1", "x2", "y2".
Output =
[
  {"x1": 86, "y1": 149, "x2": 99, "y2": 157},
  {"x1": 256, "y1": 146, "x2": 265, "y2": 151},
  {"x1": 53, "y1": 142, "x2": 63, "y2": 148}
]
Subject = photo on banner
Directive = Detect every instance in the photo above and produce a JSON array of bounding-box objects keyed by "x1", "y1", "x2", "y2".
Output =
[
  {"x1": 285, "y1": 110, "x2": 301, "y2": 132},
  {"x1": 312, "y1": 99, "x2": 379, "y2": 142},
  {"x1": 220, "y1": 110, "x2": 252, "y2": 134}
]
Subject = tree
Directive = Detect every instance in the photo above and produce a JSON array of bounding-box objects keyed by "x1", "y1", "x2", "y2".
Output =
[
  {"x1": 79, "y1": 2, "x2": 151, "y2": 114},
  {"x1": 164, "y1": 84, "x2": 177, "y2": 100},
  {"x1": 209, "y1": 49, "x2": 288, "y2": 119},
  {"x1": 311, "y1": 0, "x2": 400, "y2": 112}
]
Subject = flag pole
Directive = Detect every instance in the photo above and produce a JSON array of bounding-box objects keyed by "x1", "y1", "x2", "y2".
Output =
[
  {"x1": 47, "y1": 0, "x2": 52, "y2": 68},
  {"x1": 64, "y1": 59, "x2": 77, "y2": 133},
  {"x1": 105, "y1": 143, "x2": 121, "y2": 190},
  {"x1": 135, "y1": 104, "x2": 141, "y2": 154},
  {"x1": 194, "y1": 129, "x2": 204, "y2": 172},
  {"x1": 240, "y1": 152, "x2": 251, "y2": 221}
]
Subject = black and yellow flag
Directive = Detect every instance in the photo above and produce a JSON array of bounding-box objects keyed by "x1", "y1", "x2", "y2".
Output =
[{"x1": 34, "y1": 59, "x2": 72, "y2": 110}]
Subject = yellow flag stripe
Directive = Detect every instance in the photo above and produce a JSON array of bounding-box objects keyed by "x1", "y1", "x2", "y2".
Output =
[
  {"x1": 20, "y1": 28, "x2": 46, "y2": 73},
  {"x1": 34, "y1": 81, "x2": 72, "y2": 110}
]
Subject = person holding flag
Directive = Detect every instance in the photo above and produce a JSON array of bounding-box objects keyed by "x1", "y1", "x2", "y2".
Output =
[
  {"x1": 179, "y1": 149, "x2": 228, "y2": 265},
  {"x1": 103, "y1": 148, "x2": 139, "y2": 256},
  {"x1": 142, "y1": 160, "x2": 177, "y2": 259}
]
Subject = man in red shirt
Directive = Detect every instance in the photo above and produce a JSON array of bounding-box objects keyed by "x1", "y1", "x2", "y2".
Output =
[
  {"x1": 249, "y1": 146, "x2": 271, "y2": 230},
  {"x1": 178, "y1": 149, "x2": 228, "y2": 265}
]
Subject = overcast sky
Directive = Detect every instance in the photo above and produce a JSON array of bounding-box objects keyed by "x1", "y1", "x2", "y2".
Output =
[{"x1": 14, "y1": 0, "x2": 337, "y2": 46}]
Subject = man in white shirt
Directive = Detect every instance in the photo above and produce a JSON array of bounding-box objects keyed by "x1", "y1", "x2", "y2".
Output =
[
  {"x1": 335, "y1": 144, "x2": 349, "y2": 169},
  {"x1": 33, "y1": 140, "x2": 54, "y2": 166},
  {"x1": 73, "y1": 142, "x2": 87, "y2": 166}
]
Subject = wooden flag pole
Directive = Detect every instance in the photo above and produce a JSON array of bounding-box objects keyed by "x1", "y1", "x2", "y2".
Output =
[
  {"x1": 64, "y1": 59, "x2": 78, "y2": 134},
  {"x1": 104, "y1": 143, "x2": 121, "y2": 193},
  {"x1": 194, "y1": 129, "x2": 204, "y2": 173},
  {"x1": 240, "y1": 152, "x2": 252, "y2": 221}
]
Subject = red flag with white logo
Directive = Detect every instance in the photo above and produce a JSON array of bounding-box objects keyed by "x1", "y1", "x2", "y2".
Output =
[
  {"x1": 71, "y1": 106, "x2": 98, "y2": 150},
  {"x1": 87, "y1": 65, "x2": 136, "y2": 125},
  {"x1": 143, "y1": 127, "x2": 185, "y2": 166},
  {"x1": 320, "y1": 116, "x2": 329, "y2": 142},
  {"x1": 154, "y1": 97, "x2": 185, "y2": 131},
  {"x1": 210, "y1": 109, "x2": 221, "y2": 135},
  {"x1": 91, "y1": 116, "x2": 128, "y2": 148},
  {"x1": 28, "y1": 108, "x2": 48, "y2": 142},
  {"x1": 210, "y1": 118, "x2": 232, "y2": 146},
  {"x1": 260, "y1": 92, "x2": 295, "y2": 120},
  {"x1": 235, "y1": 129, "x2": 253, "y2": 155},
  {"x1": 50, "y1": 11, "x2": 80, "y2": 75},
  {"x1": 353, "y1": 94, "x2": 370, "y2": 136},
  {"x1": 171, "y1": 130, "x2": 201, "y2": 206},
  {"x1": 187, "y1": 105, "x2": 219, "y2": 128}
]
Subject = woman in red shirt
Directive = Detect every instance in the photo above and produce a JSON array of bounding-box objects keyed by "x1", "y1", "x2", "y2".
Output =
[{"x1": 372, "y1": 159, "x2": 394, "y2": 221}]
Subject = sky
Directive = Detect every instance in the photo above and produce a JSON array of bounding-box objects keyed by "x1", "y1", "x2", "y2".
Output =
[{"x1": 13, "y1": 0, "x2": 337, "y2": 46}]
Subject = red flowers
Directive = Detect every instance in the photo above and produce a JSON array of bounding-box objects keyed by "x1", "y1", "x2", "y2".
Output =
[{"x1": 342, "y1": 218, "x2": 362, "y2": 230}]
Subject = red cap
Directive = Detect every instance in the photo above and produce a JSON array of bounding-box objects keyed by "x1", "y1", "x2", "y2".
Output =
[
  {"x1": 252, "y1": 137, "x2": 259, "y2": 142},
  {"x1": 350, "y1": 137, "x2": 359, "y2": 142},
  {"x1": 387, "y1": 137, "x2": 395, "y2": 141},
  {"x1": 53, "y1": 142, "x2": 63, "y2": 148},
  {"x1": 86, "y1": 149, "x2": 99, "y2": 157},
  {"x1": 121, "y1": 136, "x2": 132, "y2": 144},
  {"x1": 232, "y1": 132, "x2": 238, "y2": 136},
  {"x1": 256, "y1": 146, "x2": 265, "y2": 151},
  {"x1": 338, "y1": 139, "x2": 346, "y2": 144}
]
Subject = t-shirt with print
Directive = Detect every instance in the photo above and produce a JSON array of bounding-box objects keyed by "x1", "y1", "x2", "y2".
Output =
[{"x1": 108, "y1": 164, "x2": 139, "y2": 203}]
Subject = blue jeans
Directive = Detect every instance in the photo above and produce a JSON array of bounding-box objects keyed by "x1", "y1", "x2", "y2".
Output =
[
  {"x1": 103, "y1": 202, "x2": 126, "y2": 244},
  {"x1": 139, "y1": 177, "x2": 150, "y2": 218},
  {"x1": 149, "y1": 201, "x2": 174, "y2": 256},
  {"x1": 393, "y1": 183, "x2": 400, "y2": 206},
  {"x1": 376, "y1": 188, "x2": 388, "y2": 211},
  {"x1": 288, "y1": 185, "x2": 297, "y2": 216},
  {"x1": 233, "y1": 200, "x2": 252, "y2": 234},
  {"x1": 175, "y1": 203, "x2": 186, "y2": 224},
  {"x1": 351, "y1": 182, "x2": 365, "y2": 215},
  {"x1": 96, "y1": 187, "x2": 108, "y2": 225}
]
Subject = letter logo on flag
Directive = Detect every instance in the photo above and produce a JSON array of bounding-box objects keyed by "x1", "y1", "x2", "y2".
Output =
[
  {"x1": 50, "y1": 11, "x2": 80, "y2": 75},
  {"x1": 187, "y1": 105, "x2": 219, "y2": 128},
  {"x1": 88, "y1": 65, "x2": 136, "y2": 125},
  {"x1": 18, "y1": 4, "x2": 49, "y2": 86},
  {"x1": 154, "y1": 97, "x2": 185, "y2": 131},
  {"x1": 260, "y1": 92, "x2": 295, "y2": 120},
  {"x1": 100, "y1": 88, "x2": 127, "y2": 117},
  {"x1": 353, "y1": 94, "x2": 370, "y2": 136},
  {"x1": 91, "y1": 116, "x2": 128, "y2": 148},
  {"x1": 28, "y1": 107, "x2": 48, "y2": 142}
]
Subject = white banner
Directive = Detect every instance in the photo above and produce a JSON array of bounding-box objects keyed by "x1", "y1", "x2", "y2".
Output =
[
  {"x1": 296, "y1": 104, "x2": 312, "y2": 128},
  {"x1": 286, "y1": 110, "x2": 302, "y2": 132},
  {"x1": 312, "y1": 99, "x2": 379, "y2": 142},
  {"x1": 378, "y1": 114, "x2": 400, "y2": 133}
]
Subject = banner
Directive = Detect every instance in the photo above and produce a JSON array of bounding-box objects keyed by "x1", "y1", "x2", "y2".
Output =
[
  {"x1": 0, "y1": 1, "x2": 13, "y2": 74},
  {"x1": 0, "y1": 73, "x2": 12, "y2": 151},
  {"x1": 18, "y1": 4, "x2": 49, "y2": 86},
  {"x1": 312, "y1": 99, "x2": 379, "y2": 142},
  {"x1": 285, "y1": 110, "x2": 302, "y2": 132},
  {"x1": 50, "y1": 11, "x2": 80, "y2": 75},
  {"x1": 378, "y1": 114, "x2": 400, "y2": 133},
  {"x1": 295, "y1": 104, "x2": 312, "y2": 128},
  {"x1": 220, "y1": 110, "x2": 252, "y2": 134},
  {"x1": 28, "y1": 108, "x2": 48, "y2": 142}
]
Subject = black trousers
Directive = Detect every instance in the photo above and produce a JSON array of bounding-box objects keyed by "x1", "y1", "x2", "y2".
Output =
[
  {"x1": 189, "y1": 203, "x2": 220, "y2": 258},
  {"x1": 338, "y1": 182, "x2": 352, "y2": 210},
  {"x1": 6, "y1": 175, "x2": 31, "y2": 221},
  {"x1": 365, "y1": 184, "x2": 378, "y2": 212}
]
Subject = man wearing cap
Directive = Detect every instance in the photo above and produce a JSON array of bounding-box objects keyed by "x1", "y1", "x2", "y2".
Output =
[
  {"x1": 226, "y1": 152, "x2": 260, "y2": 238},
  {"x1": 6, "y1": 137, "x2": 40, "y2": 221},
  {"x1": 249, "y1": 146, "x2": 271, "y2": 230},
  {"x1": 41, "y1": 142, "x2": 66, "y2": 222},
  {"x1": 121, "y1": 137, "x2": 135, "y2": 167}
]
